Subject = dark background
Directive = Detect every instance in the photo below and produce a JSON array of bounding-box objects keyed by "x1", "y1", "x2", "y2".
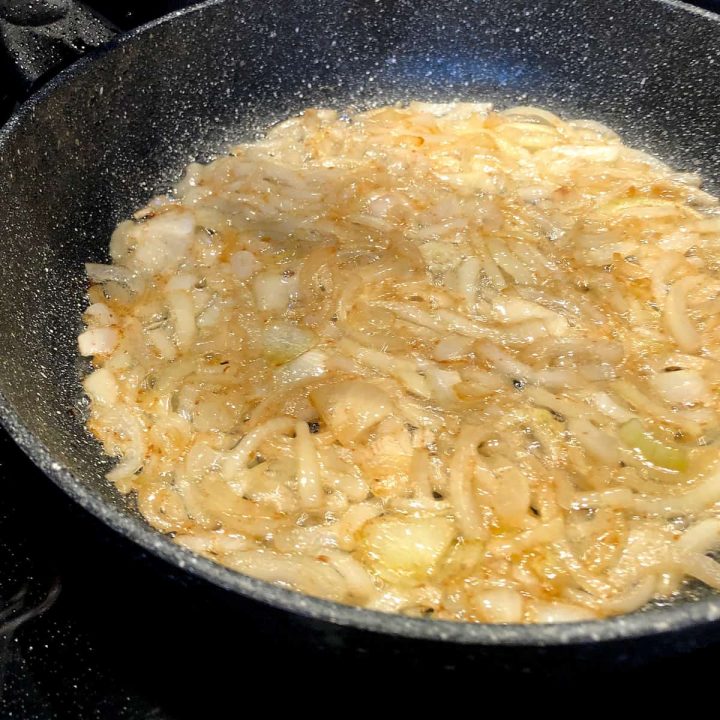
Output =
[{"x1": 3, "y1": 1, "x2": 720, "y2": 717}]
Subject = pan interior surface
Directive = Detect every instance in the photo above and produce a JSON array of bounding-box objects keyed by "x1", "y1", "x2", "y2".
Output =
[{"x1": 1, "y1": 0, "x2": 720, "y2": 644}]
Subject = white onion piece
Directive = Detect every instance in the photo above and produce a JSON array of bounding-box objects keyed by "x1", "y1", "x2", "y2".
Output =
[
  {"x1": 695, "y1": 217, "x2": 720, "y2": 233},
  {"x1": 579, "y1": 364, "x2": 617, "y2": 382},
  {"x1": 590, "y1": 392, "x2": 636, "y2": 423},
  {"x1": 310, "y1": 381, "x2": 393, "y2": 446},
  {"x1": 433, "y1": 334, "x2": 474, "y2": 361},
  {"x1": 634, "y1": 465, "x2": 720, "y2": 515},
  {"x1": 360, "y1": 515, "x2": 456, "y2": 583},
  {"x1": 146, "y1": 327, "x2": 177, "y2": 361},
  {"x1": 676, "y1": 518, "x2": 720, "y2": 555},
  {"x1": 488, "y1": 237, "x2": 534, "y2": 284},
  {"x1": 449, "y1": 427, "x2": 488, "y2": 541},
  {"x1": 176, "y1": 532, "x2": 256, "y2": 555},
  {"x1": 221, "y1": 417, "x2": 297, "y2": 486},
  {"x1": 651, "y1": 252, "x2": 683, "y2": 301},
  {"x1": 228, "y1": 550, "x2": 347, "y2": 602},
  {"x1": 334, "y1": 502, "x2": 383, "y2": 551},
  {"x1": 491, "y1": 297, "x2": 568, "y2": 337},
  {"x1": 102, "y1": 409, "x2": 146, "y2": 485},
  {"x1": 570, "y1": 488, "x2": 635, "y2": 511},
  {"x1": 166, "y1": 273, "x2": 197, "y2": 291},
  {"x1": 167, "y1": 290, "x2": 196, "y2": 350},
  {"x1": 271, "y1": 524, "x2": 338, "y2": 555},
  {"x1": 664, "y1": 276, "x2": 702, "y2": 353},
  {"x1": 262, "y1": 321, "x2": 317, "y2": 365},
  {"x1": 295, "y1": 421, "x2": 323, "y2": 509},
  {"x1": 473, "y1": 588, "x2": 524, "y2": 623},
  {"x1": 230, "y1": 250, "x2": 261, "y2": 280},
  {"x1": 651, "y1": 369, "x2": 708, "y2": 406},
  {"x1": 78, "y1": 327, "x2": 119, "y2": 356},
  {"x1": 475, "y1": 341, "x2": 535, "y2": 384},
  {"x1": 339, "y1": 340, "x2": 433, "y2": 398},
  {"x1": 83, "y1": 302, "x2": 116, "y2": 327},
  {"x1": 83, "y1": 367, "x2": 119, "y2": 406},
  {"x1": 492, "y1": 466, "x2": 531, "y2": 527},
  {"x1": 571, "y1": 577, "x2": 658, "y2": 616},
  {"x1": 251, "y1": 271, "x2": 298, "y2": 312},
  {"x1": 274, "y1": 349, "x2": 327, "y2": 386},
  {"x1": 535, "y1": 368, "x2": 583, "y2": 390},
  {"x1": 603, "y1": 577, "x2": 658, "y2": 615},
  {"x1": 129, "y1": 212, "x2": 195, "y2": 275},
  {"x1": 530, "y1": 601, "x2": 596, "y2": 623},
  {"x1": 323, "y1": 551, "x2": 377, "y2": 602},
  {"x1": 567, "y1": 417, "x2": 621, "y2": 465},
  {"x1": 419, "y1": 241, "x2": 462, "y2": 277},
  {"x1": 422, "y1": 365, "x2": 461, "y2": 404},
  {"x1": 85, "y1": 262, "x2": 137, "y2": 287},
  {"x1": 482, "y1": 255, "x2": 507, "y2": 290},
  {"x1": 488, "y1": 518, "x2": 564, "y2": 556},
  {"x1": 456, "y1": 256, "x2": 482, "y2": 308},
  {"x1": 674, "y1": 551, "x2": 720, "y2": 591},
  {"x1": 679, "y1": 406, "x2": 716, "y2": 425},
  {"x1": 411, "y1": 101, "x2": 493, "y2": 118}
]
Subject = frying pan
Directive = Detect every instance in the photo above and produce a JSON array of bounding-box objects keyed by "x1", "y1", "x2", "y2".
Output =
[{"x1": 2, "y1": 0, "x2": 720, "y2": 668}]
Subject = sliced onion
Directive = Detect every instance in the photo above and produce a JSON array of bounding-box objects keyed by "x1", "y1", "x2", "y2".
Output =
[
  {"x1": 130, "y1": 212, "x2": 195, "y2": 275},
  {"x1": 619, "y1": 419, "x2": 687, "y2": 472},
  {"x1": 85, "y1": 262, "x2": 137, "y2": 287},
  {"x1": 274, "y1": 348, "x2": 326, "y2": 386},
  {"x1": 167, "y1": 290, "x2": 196, "y2": 351},
  {"x1": 360, "y1": 515, "x2": 456, "y2": 584},
  {"x1": 310, "y1": 381, "x2": 393, "y2": 446},
  {"x1": 83, "y1": 367, "x2": 119, "y2": 406},
  {"x1": 251, "y1": 271, "x2": 298, "y2": 313},
  {"x1": 262, "y1": 320, "x2": 317, "y2": 365},
  {"x1": 492, "y1": 465, "x2": 531, "y2": 527},
  {"x1": 567, "y1": 417, "x2": 621, "y2": 465},
  {"x1": 230, "y1": 250, "x2": 261, "y2": 280},
  {"x1": 529, "y1": 601, "x2": 596, "y2": 623},
  {"x1": 590, "y1": 392, "x2": 636, "y2": 423},
  {"x1": 664, "y1": 276, "x2": 703, "y2": 353},
  {"x1": 83, "y1": 302, "x2": 116, "y2": 327},
  {"x1": 295, "y1": 420, "x2": 323, "y2": 509},
  {"x1": 473, "y1": 588, "x2": 524, "y2": 623},
  {"x1": 651, "y1": 369, "x2": 708, "y2": 407},
  {"x1": 634, "y1": 462, "x2": 720, "y2": 515},
  {"x1": 78, "y1": 327, "x2": 119, "y2": 356},
  {"x1": 433, "y1": 334, "x2": 474, "y2": 361}
]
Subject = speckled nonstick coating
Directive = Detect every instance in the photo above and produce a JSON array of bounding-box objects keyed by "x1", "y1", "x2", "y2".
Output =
[{"x1": 1, "y1": 0, "x2": 720, "y2": 656}]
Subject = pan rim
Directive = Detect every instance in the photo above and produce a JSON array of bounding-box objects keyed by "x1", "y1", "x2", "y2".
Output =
[{"x1": 2, "y1": 0, "x2": 720, "y2": 647}]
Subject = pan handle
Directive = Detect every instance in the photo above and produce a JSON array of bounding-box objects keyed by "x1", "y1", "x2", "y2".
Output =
[{"x1": 0, "y1": 1, "x2": 116, "y2": 98}]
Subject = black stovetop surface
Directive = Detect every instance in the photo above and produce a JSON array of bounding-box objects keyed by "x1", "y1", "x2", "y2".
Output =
[{"x1": 4, "y1": 1, "x2": 720, "y2": 716}]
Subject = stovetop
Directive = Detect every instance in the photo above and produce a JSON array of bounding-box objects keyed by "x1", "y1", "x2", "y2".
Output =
[{"x1": 4, "y1": 1, "x2": 720, "y2": 716}]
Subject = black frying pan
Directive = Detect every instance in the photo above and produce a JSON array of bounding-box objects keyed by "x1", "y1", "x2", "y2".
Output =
[{"x1": 2, "y1": 0, "x2": 720, "y2": 667}]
